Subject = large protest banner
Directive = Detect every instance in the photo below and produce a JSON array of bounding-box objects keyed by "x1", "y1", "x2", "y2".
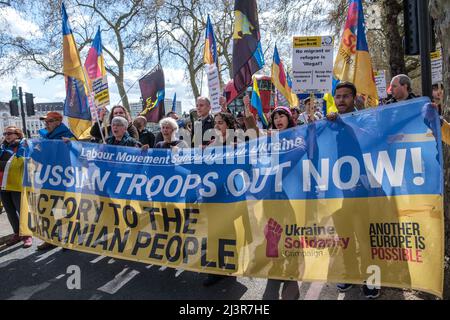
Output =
[{"x1": 20, "y1": 98, "x2": 443, "y2": 297}]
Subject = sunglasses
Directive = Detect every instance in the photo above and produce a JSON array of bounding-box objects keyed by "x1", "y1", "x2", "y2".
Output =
[
  {"x1": 43, "y1": 119, "x2": 58, "y2": 123},
  {"x1": 3, "y1": 132, "x2": 17, "y2": 136}
]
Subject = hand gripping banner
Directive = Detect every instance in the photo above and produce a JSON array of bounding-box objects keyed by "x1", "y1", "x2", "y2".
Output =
[{"x1": 20, "y1": 97, "x2": 444, "y2": 297}]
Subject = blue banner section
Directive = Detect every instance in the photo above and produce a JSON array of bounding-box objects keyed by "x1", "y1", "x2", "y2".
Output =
[{"x1": 25, "y1": 98, "x2": 442, "y2": 203}]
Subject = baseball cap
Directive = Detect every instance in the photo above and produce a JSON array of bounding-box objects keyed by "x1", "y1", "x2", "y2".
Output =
[{"x1": 39, "y1": 111, "x2": 63, "y2": 121}]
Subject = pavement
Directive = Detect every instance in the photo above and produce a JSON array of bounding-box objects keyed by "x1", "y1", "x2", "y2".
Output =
[
  {"x1": 0, "y1": 206, "x2": 14, "y2": 246},
  {"x1": 0, "y1": 225, "x2": 439, "y2": 300}
]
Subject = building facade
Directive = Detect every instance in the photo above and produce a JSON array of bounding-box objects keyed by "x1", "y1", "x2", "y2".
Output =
[{"x1": 0, "y1": 101, "x2": 65, "y2": 138}]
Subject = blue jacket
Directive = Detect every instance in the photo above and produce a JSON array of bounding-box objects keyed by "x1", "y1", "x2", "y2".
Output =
[{"x1": 39, "y1": 123, "x2": 75, "y2": 140}]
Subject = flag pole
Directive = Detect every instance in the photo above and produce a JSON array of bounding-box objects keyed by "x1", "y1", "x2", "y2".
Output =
[{"x1": 62, "y1": 3, "x2": 105, "y2": 143}]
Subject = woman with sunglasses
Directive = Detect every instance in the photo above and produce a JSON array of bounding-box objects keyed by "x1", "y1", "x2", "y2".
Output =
[{"x1": 0, "y1": 126, "x2": 32, "y2": 248}]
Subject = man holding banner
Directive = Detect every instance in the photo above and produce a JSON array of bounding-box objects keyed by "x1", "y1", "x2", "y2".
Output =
[{"x1": 326, "y1": 82, "x2": 381, "y2": 298}]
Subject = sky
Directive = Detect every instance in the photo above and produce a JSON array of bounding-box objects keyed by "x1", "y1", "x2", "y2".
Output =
[{"x1": 0, "y1": 5, "x2": 206, "y2": 113}]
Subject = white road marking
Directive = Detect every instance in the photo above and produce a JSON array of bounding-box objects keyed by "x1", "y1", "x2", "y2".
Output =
[
  {"x1": 7, "y1": 282, "x2": 51, "y2": 300},
  {"x1": 98, "y1": 268, "x2": 140, "y2": 294},
  {"x1": 304, "y1": 282, "x2": 325, "y2": 300},
  {"x1": 175, "y1": 269, "x2": 184, "y2": 277},
  {"x1": 90, "y1": 255, "x2": 106, "y2": 264},
  {"x1": 34, "y1": 247, "x2": 61, "y2": 263}
]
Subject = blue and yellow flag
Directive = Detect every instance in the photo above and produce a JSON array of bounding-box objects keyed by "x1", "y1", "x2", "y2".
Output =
[
  {"x1": 251, "y1": 76, "x2": 268, "y2": 129},
  {"x1": 203, "y1": 15, "x2": 217, "y2": 65},
  {"x1": 62, "y1": 3, "x2": 91, "y2": 139},
  {"x1": 333, "y1": 0, "x2": 378, "y2": 107},
  {"x1": 271, "y1": 45, "x2": 299, "y2": 107}
]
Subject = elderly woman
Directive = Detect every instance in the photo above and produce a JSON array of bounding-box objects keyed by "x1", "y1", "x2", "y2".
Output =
[
  {"x1": 154, "y1": 117, "x2": 188, "y2": 149},
  {"x1": 0, "y1": 126, "x2": 32, "y2": 248},
  {"x1": 105, "y1": 117, "x2": 141, "y2": 147},
  {"x1": 91, "y1": 105, "x2": 139, "y2": 142}
]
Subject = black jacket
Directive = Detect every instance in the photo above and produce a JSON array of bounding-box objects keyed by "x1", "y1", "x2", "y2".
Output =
[
  {"x1": 385, "y1": 92, "x2": 417, "y2": 105},
  {"x1": 105, "y1": 133, "x2": 140, "y2": 147},
  {"x1": 192, "y1": 114, "x2": 215, "y2": 146},
  {"x1": 137, "y1": 129, "x2": 155, "y2": 147}
]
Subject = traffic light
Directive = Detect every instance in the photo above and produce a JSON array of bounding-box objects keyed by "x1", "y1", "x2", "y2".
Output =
[
  {"x1": 25, "y1": 92, "x2": 35, "y2": 116},
  {"x1": 403, "y1": 0, "x2": 419, "y2": 55},
  {"x1": 9, "y1": 100, "x2": 19, "y2": 117},
  {"x1": 430, "y1": 18, "x2": 436, "y2": 52}
]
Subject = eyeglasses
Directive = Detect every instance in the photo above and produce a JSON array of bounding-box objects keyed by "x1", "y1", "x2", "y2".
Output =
[
  {"x1": 43, "y1": 119, "x2": 57, "y2": 123},
  {"x1": 3, "y1": 132, "x2": 17, "y2": 136}
]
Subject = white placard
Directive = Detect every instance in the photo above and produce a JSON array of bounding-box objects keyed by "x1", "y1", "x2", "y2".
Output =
[
  {"x1": 206, "y1": 64, "x2": 221, "y2": 114},
  {"x1": 292, "y1": 36, "x2": 334, "y2": 94},
  {"x1": 374, "y1": 70, "x2": 387, "y2": 99},
  {"x1": 431, "y1": 50, "x2": 442, "y2": 85},
  {"x1": 92, "y1": 76, "x2": 110, "y2": 110}
]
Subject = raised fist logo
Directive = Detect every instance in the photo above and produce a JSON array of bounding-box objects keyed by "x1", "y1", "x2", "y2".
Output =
[{"x1": 264, "y1": 218, "x2": 282, "y2": 258}]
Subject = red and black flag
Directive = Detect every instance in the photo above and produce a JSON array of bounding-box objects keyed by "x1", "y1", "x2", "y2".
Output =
[
  {"x1": 232, "y1": 0, "x2": 265, "y2": 94},
  {"x1": 139, "y1": 64, "x2": 165, "y2": 123}
]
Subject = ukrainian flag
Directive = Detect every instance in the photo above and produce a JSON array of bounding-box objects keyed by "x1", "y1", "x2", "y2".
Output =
[
  {"x1": 62, "y1": 3, "x2": 92, "y2": 140},
  {"x1": 271, "y1": 45, "x2": 298, "y2": 107},
  {"x1": 203, "y1": 15, "x2": 217, "y2": 65},
  {"x1": 251, "y1": 76, "x2": 269, "y2": 129},
  {"x1": 333, "y1": 0, "x2": 378, "y2": 107}
]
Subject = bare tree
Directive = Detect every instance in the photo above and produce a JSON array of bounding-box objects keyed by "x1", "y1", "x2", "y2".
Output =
[
  {"x1": 380, "y1": 0, "x2": 406, "y2": 76},
  {"x1": 0, "y1": 0, "x2": 160, "y2": 110},
  {"x1": 158, "y1": 0, "x2": 209, "y2": 99}
]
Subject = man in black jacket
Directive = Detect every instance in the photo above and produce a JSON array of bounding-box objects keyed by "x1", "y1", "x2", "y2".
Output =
[
  {"x1": 385, "y1": 74, "x2": 417, "y2": 104},
  {"x1": 192, "y1": 96, "x2": 214, "y2": 147}
]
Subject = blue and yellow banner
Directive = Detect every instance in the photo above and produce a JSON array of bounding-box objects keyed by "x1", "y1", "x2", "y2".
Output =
[{"x1": 20, "y1": 98, "x2": 444, "y2": 297}]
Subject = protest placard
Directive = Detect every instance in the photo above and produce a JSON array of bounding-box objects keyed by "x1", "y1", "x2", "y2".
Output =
[{"x1": 292, "y1": 36, "x2": 334, "y2": 94}]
